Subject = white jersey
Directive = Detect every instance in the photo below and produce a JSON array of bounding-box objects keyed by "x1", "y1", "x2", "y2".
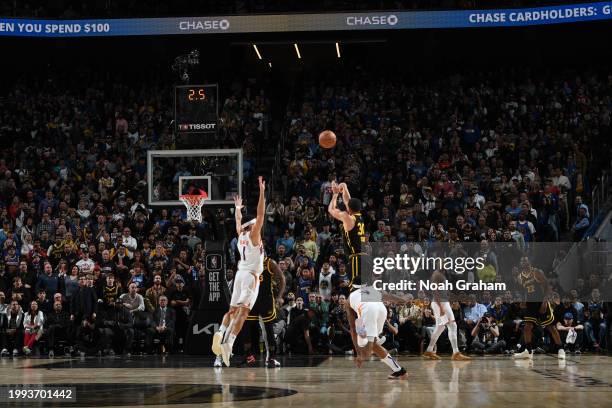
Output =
[{"x1": 237, "y1": 231, "x2": 264, "y2": 275}]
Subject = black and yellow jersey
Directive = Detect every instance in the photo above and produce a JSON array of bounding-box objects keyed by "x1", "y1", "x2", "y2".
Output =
[
  {"x1": 342, "y1": 212, "x2": 366, "y2": 255},
  {"x1": 247, "y1": 257, "x2": 276, "y2": 322},
  {"x1": 258, "y1": 257, "x2": 274, "y2": 300},
  {"x1": 519, "y1": 268, "x2": 544, "y2": 302},
  {"x1": 342, "y1": 212, "x2": 366, "y2": 291}
]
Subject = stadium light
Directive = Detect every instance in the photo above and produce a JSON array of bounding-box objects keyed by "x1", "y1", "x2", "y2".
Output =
[
  {"x1": 336, "y1": 42, "x2": 341, "y2": 58},
  {"x1": 294, "y1": 43, "x2": 302, "y2": 59},
  {"x1": 253, "y1": 44, "x2": 262, "y2": 60}
]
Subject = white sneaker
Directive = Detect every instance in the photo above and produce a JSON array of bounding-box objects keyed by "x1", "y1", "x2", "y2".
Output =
[
  {"x1": 266, "y1": 358, "x2": 281, "y2": 368},
  {"x1": 220, "y1": 342, "x2": 232, "y2": 367},
  {"x1": 513, "y1": 349, "x2": 532, "y2": 360},
  {"x1": 12, "y1": 349, "x2": 18, "y2": 357},
  {"x1": 212, "y1": 331, "x2": 223, "y2": 356},
  {"x1": 1, "y1": 348, "x2": 8, "y2": 356},
  {"x1": 213, "y1": 355, "x2": 223, "y2": 368},
  {"x1": 557, "y1": 349, "x2": 566, "y2": 360}
]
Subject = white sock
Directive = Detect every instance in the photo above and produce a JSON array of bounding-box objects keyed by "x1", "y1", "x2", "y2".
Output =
[
  {"x1": 222, "y1": 320, "x2": 234, "y2": 343},
  {"x1": 381, "y1": 354, "x2": 402, "y2": 372},
  {"x1": 447, "y1": 321, "x2": 459, "y2": 354},
  {"x1": 218, "y1": 324, "x2": 227, "y2": 334},
  {"x1": 227, "y1": 334, "x2": 237, "y2": 348},
  {"x1": 426, "y1": 324, "x2": 446, "y2": 352}
]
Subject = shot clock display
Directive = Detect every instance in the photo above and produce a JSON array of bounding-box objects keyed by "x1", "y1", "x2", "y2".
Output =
[{"x1": 175, "y1": 84, "x2": 218, "y2": 134}]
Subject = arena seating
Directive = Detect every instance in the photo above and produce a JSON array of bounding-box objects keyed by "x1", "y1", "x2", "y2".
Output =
[
  {"x1": 270, "y1": 66, "x2": 611, "y2": 355},
  {"x1": 0, "y1": 64, "x2": 610, "y2": 357}
]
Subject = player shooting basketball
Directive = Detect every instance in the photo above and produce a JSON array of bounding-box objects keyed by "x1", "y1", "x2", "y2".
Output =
[
  {"x1": 212, "y1": 176, "x2": 266, "y2": 367},
  {"x1": 328, "y1": 181, "x2": 407, "y2": 379}
]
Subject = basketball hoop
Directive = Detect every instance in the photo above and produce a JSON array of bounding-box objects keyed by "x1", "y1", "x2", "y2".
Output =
[{"x1": 179, "y1": 194, "x2": 208, "y2": 223}]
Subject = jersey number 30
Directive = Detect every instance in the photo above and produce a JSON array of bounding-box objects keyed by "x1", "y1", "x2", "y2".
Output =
[{"x1": 357, "y1": 222, "x2": 366, "y2": 241}]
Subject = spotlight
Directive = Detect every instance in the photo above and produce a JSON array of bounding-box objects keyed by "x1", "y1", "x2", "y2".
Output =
[{"x1": 253, "y1": 44, "x2": 262, "y2": 60}]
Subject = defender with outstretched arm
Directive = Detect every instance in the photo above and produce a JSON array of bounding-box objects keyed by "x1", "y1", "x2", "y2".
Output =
[{"x1": 212, "y1": 176, "x2": 266, "y2": 367}]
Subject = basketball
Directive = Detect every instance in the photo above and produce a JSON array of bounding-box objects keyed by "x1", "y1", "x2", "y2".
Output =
[{"x1": 319, "y1": 130, "x2": 336, "y2": 149}]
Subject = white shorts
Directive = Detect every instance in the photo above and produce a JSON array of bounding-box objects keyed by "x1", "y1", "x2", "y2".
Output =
[
  {"x1": 431, "y1": 301, "x2": 454, "y2": 326},
  {"x1": 349, "y1": 288, "x2": 387, "y2": 346},
  {"x1": 229, "y1": 269, "x2": 260, "y2": 309}
]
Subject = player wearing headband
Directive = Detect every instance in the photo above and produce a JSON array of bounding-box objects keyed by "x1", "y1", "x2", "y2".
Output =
[{"x1": 212, "y1": 176, "x2": 266, "y2": 366}]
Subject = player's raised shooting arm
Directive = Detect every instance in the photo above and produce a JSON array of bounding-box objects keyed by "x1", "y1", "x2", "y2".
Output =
[
  {"x1": 328, "y1": 192, "x2": 353, "y2": 226},
  {"x1": 251, "y1": 176, "x2": 266, "y2": 239},
  {"x1": 233, "y1": 195, "x2": 243, "y2": 236},
  {"x1": 270, "y1": 259, "x2": 286, "y2": 300},
  {"x1": 339, "y1": 182, "x2": 351, "y2": 204},
  {"x1": 328, "y1": 189, "x2": 341, "y2": 220}
]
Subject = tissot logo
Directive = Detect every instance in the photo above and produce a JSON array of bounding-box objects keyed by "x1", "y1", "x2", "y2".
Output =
[
  {"x1": 179, "y1": 123, "x2": 216, "y2": 131},
  {"x1": 346, "y1": 14, "x2": 398, "y2": 26},
  {"x1": 179, "y1": 19, "x2": 230, "y2": 31}
]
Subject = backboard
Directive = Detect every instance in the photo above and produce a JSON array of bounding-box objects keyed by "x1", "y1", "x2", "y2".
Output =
[{"x1": 147, "y1": 149, "x2": 242, "y2": 206}]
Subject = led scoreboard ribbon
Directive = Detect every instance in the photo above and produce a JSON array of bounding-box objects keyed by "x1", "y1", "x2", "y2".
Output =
[{"x1": 0, "y1": 1, "x2": 611, "y2": 37}]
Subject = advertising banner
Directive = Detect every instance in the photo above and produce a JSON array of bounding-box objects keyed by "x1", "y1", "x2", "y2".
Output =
[{"x1": 0, "y1": 2, "x2": 610, "y2": 37}]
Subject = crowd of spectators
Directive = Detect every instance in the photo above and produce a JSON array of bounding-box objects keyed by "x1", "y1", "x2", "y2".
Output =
[
  {"x1": 0, "y1": 65, "x2": 610, "y2": 359},
  {"x1": 0, "y1": 74, "x2": 268, "y2": 357},
  {"x1": 260, "y1": 66, "x2": 611, "y2": 356},
  {"x1": 273, "y1": 288, "x2": 609, "y2": 356}
]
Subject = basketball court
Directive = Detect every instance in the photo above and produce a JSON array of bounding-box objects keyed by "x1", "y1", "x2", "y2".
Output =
[{"x1": 3, "y1": 354, "x2": 611, "y2": 407}]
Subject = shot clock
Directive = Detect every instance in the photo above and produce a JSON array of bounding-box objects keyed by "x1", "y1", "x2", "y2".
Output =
[{"x1": 175, "y1": 84, "x2": 218, "y2": 134}]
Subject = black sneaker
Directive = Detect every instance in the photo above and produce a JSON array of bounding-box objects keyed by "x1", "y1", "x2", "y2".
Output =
[{"x1": 388, "y1": 367, "x2": 407, "y2": 380}]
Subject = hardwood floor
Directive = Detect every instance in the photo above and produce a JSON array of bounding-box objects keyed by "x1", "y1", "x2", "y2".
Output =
[{"x1": 1, "y1": 354, "x2": 611, "y2": 407}]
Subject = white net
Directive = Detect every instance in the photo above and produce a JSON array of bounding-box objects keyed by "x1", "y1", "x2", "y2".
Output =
[{"x1": 179, "y1": 195, "x2": 208, "y2": 223}]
